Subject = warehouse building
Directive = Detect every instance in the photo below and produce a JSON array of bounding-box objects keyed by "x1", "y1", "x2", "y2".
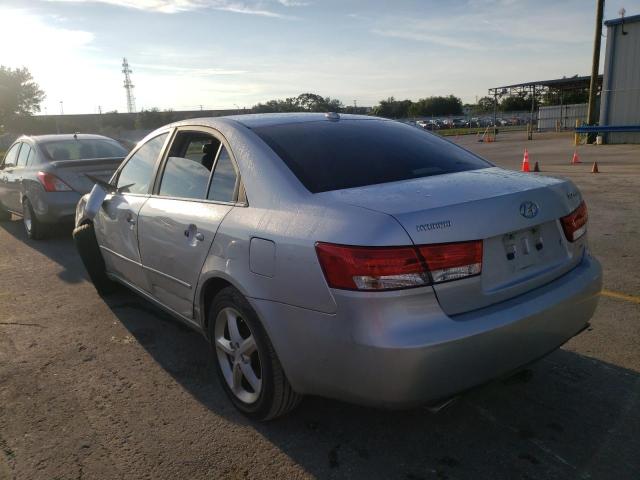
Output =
[{"x1": 599, "y1": 14, "x2": 640, "y2": 143}]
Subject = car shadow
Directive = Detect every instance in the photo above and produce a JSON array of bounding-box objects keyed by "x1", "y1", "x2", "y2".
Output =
[
  {"x1": 6, "y1": 224, "x2": 638, "y2": 478},
  {"x1": 101, "y1": 288, "x2": 640, "y2": 479},
  {"x1": 0, "y1": 216, "x2": 86, "y2": 285}
]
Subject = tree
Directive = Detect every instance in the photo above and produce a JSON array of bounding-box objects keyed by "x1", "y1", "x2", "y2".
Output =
[
  {"x1": 500, "y1": 94, "x2": 534, "y2": 112},
  {"x1": 371, "y1": 97, "x2": 412, "y2": 118},
  {"x1": 408, "y1": 95, "x2": 463, "y2": 117},
  {"x1": 252, "y1": 93, "x2": 343, "y2": 113},
  {"x1": 135, "y1": 108, "x2": 177, "y2": 129},
  {"x1": 541, "y1": 89, "x2": 589, "y2": 106},
  {"x1": 0, "y1": 66, "x2": 45, "y2": 128},
  {"x1": 476, "y1": 96, "x2": 497, "y2": 113}
]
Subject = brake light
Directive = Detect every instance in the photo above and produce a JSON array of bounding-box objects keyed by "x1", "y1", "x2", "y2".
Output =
[
  {"x1": 315, "y1": 240, "x2": 482, "y2": 291},
  {"x1": 560, "y1": 201, "x2": 588, "y2": 242},
  {"x1": 37, "y1": 172, "x2": 72, "y2": 192},
  {"x1": 418, "y1": 241, "x2": 483, "y2": 283}
]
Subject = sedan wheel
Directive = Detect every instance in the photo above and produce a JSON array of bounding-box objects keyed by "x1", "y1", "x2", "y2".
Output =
[
  {"x1": 209, "y1": 287, "x2": 301, "y2": 420},
  {"x1": 22, "y1": 199, "x2": 46, "y2": 240},
  {"x1": 214, "y1": 307, "x2": 263, "y2": 405},
  {"x1": 23, "y1": 203, "x2": 32, "y2": 234}
]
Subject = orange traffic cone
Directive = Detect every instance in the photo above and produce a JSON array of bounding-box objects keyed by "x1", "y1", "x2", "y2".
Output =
[
  {"x1": 533, "y1": 161, "x2": 540, "y2": 172},
  {"x1": 521, "y1": 149, "x2": 530, "y2": 172},
  {"x1": 571, "y1": 150, "x2": 581, "y2": 164},
  {"x1": 591, "y1": 161, "x2": 599, "y2": 173}
]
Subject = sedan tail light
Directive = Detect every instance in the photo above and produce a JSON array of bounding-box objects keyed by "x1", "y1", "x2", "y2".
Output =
[
  {"x1": 37, "y1": 172, "x2": 72, "y2": 192},
  {"x1": 560, "y1": 201, "x2": 588, "y2": 242},
  {"x1": 417, "y1": 241, "x2": 483, "y2": 283},
  {"x1": 315, "y1": 240, "x2": 482, "y2": 291}
]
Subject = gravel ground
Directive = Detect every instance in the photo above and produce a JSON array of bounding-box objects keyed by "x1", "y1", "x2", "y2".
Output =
[{"x1": 1, "y1": 131, "x2": 639, "y2": 480}]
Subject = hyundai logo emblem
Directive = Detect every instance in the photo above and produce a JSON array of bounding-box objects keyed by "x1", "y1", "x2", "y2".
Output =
[{"x1": 520, "y1": 201, "x2": 539, "y2": 219}]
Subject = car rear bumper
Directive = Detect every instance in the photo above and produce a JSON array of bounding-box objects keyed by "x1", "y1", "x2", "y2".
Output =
[
  {"x1": 250, "y1": 253, "x2": 602, "y2": 408},
  {"x1": 31, "y1": 191, "x2": 82, "y2": 223}
]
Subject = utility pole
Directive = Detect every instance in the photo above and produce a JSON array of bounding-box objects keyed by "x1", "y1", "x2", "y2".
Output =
[
  {"x1": 587, "y1": 0, "x2": 605, "y2": 137},
  {"x1": 122, "y1": 58, "x2": 136, "y2": 113}
]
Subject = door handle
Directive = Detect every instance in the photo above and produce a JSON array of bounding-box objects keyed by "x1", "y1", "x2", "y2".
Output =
[
  {"x1": 126, "y1": 216, "x2": 136, "y2": 225},
  {"x1": 184, "y1": 224, "x2": 204, "y2": 242}
]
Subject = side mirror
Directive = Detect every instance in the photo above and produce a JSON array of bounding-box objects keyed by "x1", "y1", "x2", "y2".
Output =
[{"x1": 84, "y1": 183, "x2": 108, "y2": 220}]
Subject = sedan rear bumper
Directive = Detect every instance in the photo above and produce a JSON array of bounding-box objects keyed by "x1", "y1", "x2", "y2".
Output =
[
  {"x1": 250, "y1": 253, "x2": 602, "y2": 408},
  {"x1": 31, "y1": 191, "x2": 82, "y2": 223}
]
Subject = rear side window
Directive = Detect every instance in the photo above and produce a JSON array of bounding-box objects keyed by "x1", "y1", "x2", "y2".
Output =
[
  {"x1": 117, "y1": 133, "x2": 168, "y2": 194},
  {"x1": 252, "y1": 120, "x2": 491, "y2": 193},
  {"x1": 159, "y1": 156, "x2": 211, "y2": 200}
]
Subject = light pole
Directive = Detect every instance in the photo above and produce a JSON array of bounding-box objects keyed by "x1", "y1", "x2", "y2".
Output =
[{"x1": 59, "y1": 101, "x2": 64, "y2": 115}]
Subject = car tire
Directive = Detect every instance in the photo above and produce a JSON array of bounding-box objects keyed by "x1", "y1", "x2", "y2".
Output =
[
  {"x1": 72, "y1": 222, "x2": 117, "y2": 294},
  {"x1": 209, "y1": 286, "x2": 302, "y2": 421},
  {"x1": 22, "y1": 198, "x2": 47, "y2": 240}
]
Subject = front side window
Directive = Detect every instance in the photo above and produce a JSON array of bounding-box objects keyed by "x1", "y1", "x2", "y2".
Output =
[
  {"x1": 117, "y1": 133, "x2": 168, "y2": 194},
  {"x1": 2, "y1": 143, "x2": 21, "y2": 168},
  {"x1": 207, "y1": 147, "x2": 238, "y2": 202},
  {"x1": 16, "y1": 144, "x2": 31, "y2": 167}
]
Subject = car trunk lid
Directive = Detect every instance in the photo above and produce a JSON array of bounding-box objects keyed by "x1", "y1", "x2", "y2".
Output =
[
  {"x1": 49, "y1": 157, "x2": 124, "y2": 194},
  {"x1": 317, "y1": 167, "x2": 587, "y2": 315}
]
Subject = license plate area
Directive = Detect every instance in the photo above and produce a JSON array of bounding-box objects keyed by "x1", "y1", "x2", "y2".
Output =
[{"x1": 502, "y1": 226, "x2": 544, "y2": 271}]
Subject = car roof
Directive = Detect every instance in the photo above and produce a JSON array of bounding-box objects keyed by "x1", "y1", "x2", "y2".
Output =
[
  {"x1": 19, "y1": 134, "x2": 117, "y2": 143},
  {"x1": 169, "y1": 112, "x2": 383, "y2": 130}
]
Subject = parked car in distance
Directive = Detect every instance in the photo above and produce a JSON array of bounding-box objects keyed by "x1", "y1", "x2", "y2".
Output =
[
  {"x1": 73, "y1": 113, "x2": 602, "y2": 420},
  {"x1": 0, "y1": 134, "x2": 127, "y2": 239}
]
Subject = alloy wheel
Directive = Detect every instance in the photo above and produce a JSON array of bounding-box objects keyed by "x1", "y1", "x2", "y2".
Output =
[
  {"x1": 214, "y1": 307, "x2": 262, "y2": 404},
  {"x1": 23, "y1": 203, "x2": 32, "y2": 235}
]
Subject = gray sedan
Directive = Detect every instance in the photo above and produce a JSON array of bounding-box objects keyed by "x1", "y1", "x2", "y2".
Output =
[
  {"x1": 0, "y1": 134, "x2": 127, "y2": 239},
  {"x1": 73, "y1": 113, "x2": 602, "y2": 420}
]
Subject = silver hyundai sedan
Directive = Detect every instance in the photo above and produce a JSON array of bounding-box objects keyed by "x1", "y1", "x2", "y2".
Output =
[{"x1": 73, "y1": 113, "x2": 602, "y2": 420}]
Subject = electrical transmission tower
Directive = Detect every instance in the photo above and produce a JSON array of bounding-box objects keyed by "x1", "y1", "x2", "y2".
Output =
[{"x1": 122, "y1": 57, "x2": 136, "y2": 113}]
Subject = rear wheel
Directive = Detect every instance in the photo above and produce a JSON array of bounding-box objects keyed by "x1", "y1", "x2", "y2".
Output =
[
  {"x1": 72, "y1": 223, "x2": 117, "y2": 294},
  {"x1": 209, "y1": 287, "x2": 301, "y2": 420},
  {"x1": 22, "y1": 199, "x2": 47, "y2": 240}
]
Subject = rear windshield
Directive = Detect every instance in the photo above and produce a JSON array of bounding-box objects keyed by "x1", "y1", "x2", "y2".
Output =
[
  {"x1": 41, "y1": 139, "x2": 127, "y2": 161},
  {"x1": 252, "y1": 119, "x2": 491, "y2": 193}
]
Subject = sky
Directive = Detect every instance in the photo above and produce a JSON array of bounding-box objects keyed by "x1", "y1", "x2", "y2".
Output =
[{"x1": 1, "y1": 0, "x2": 639, "y2": 114}]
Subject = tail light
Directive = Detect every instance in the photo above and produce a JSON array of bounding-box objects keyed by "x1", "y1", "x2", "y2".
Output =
[
  {"x1": 315, "y1": 240, "x2": 482, "y2": 291},
  {"x1": 417, "y1": 241, "x2": 483, "y2": 283},
  {"x1": 560, "y1": 201, "x2": 588, "y2": 242},
  {"x1": 37, "y1": 172, "x2": 72, "y2": 192}
]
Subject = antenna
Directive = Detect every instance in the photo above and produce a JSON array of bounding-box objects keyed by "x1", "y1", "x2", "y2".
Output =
[{"x1": 122, "y1": 57, "x2": 136, "y2": 113}]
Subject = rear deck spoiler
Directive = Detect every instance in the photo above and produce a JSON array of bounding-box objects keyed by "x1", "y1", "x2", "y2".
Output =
[{"x1": 49, "y1": 157, "x2": 125, "y2": 168}]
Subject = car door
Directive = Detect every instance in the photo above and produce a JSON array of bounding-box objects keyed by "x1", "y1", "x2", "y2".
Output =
[
  {"x1": 0, "y1": 143, "x2": 22, "y2": 212},
  {"x1": 137, "y1": 128, "x2": 241, "y2": 319},
  {"x1": 10, "y1": 143, "x2": 32, "y2": 211},
  {"x1": 94, "y1": 132, "x2": 170, "y2": 292}
]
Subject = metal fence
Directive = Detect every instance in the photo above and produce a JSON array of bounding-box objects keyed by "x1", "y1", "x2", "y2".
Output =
[{"x1": 537, "y1": 103, "x2": 588, "y2": 131}]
